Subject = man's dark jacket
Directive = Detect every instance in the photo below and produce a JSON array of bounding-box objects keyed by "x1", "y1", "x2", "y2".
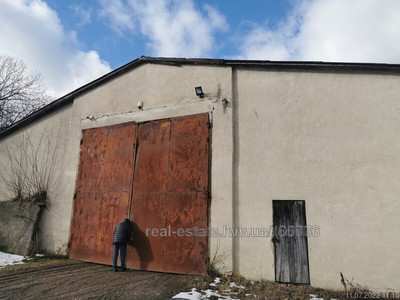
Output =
[{"x1": 113, "y1": 219, "x2": 132, "y2": 244}]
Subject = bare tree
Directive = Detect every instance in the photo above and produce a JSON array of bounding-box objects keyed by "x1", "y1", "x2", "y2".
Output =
[
  {"x1": 0, "y1": 120, "x2": 66, "y2": 254},
  {"x1": 0, "y1": 55, "x2": 53, "y2": 130},
  {"x1": 0, "y1": 122, "x2": 65, "y2": 206}
]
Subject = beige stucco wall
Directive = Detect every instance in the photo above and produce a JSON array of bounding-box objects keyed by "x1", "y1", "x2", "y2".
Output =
[
  {"x1": 0, "y1": 104, "x2": 75, "y2": 254},
  {"x1": 70, "y1": 63, "x2": 235, "y2": 272},
  {"x1": 235, "y1": 68, "x2": 400, "y2": 291},
  {"x1": 0, "y1": 63, "x2": 235, "y2": 267}
]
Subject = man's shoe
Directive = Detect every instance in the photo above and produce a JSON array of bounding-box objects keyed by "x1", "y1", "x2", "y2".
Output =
[
  {"x1": 121, "y1": 267, "x2": 127, "y2": 272},
  {"x1": 113, "y1": 268, "x2": 118, "y2": 272}
]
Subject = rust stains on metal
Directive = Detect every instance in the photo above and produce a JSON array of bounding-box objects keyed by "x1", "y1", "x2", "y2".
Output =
[
  {"x1": 128, "y1": 114, "x2": 209, "y2": 275},
  {"x1": 69, "y1": 114, "x2": 209, "y2": 275},
  {"x1": 168, "y1": 114, "x2": 209, "y2": 192},
  {"x1": 69, "y1": 122, "x2": 137, "y2": 265},
  {"x1": 133, "y1": 120, "x2": 171, "y2": 194},
  {"x1": 161, "y1": 192, "x2": 208, "y2": 275}
]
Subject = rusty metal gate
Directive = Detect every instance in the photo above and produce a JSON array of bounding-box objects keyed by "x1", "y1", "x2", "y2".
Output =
[
  {"x1": 69, "y1": 114, "x2": 209, "y2": 275},
  {"x1": 68, "y1": 122, "x2": 137, "y2": 265}
]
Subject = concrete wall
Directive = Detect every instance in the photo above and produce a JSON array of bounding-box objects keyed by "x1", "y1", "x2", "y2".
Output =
[{"x1": 235, "y1": 68, "x2": 400, "y2": 292}]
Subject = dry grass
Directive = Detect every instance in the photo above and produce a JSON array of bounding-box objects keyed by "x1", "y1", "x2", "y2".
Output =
[{"x1": 168, "y1": 272, "x2": 381, "y2": 300}]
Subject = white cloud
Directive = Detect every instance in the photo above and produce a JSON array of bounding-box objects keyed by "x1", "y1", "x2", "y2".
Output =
[
  {"x1": 99, "y1": 0, "x2": 135, "y2": 36},
  {"x1": 297, "y1": 0, "x2": 400, "y2": 63},
  {"x1": 239, "y1": 0, "x2": 400, "y2": 63},
  {"x1": 238, "y1": 26, "x2": 292, "y2": 61},
  {"x1": 100, "y1": 0, "x2": 228, "y2": 57},
  {"x1": 71, "y1": 4, "x2": 93, "y2": 27},
  {"x1": 0, "y1": 0, "x2": 111, "y2": 98}
]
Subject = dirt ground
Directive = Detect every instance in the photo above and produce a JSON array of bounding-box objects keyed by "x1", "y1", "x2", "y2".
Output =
[
  {"x1": 0, "y1": 257, "x2": 393, "y2": 300},
  {"x1": 0, "y1": 258, "x2": 184, "y2": 300}
]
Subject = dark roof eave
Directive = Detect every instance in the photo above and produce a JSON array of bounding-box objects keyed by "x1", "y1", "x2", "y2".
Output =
[
  {"x1": 1, "y1": 56, "x2": 400, "y2": 139},
  {"x1": 0, "y1": 57, "x2": 145, "y2": 139}
]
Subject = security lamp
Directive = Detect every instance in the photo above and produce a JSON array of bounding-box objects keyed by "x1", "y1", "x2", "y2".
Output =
[{"x1": 195, "y1": 86, "x2": 204, "y2": 98}]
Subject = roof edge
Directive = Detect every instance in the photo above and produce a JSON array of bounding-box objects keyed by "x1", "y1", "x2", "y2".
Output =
[{"x1": 1, "y1": 56, "x2": 400, "y2": 139}]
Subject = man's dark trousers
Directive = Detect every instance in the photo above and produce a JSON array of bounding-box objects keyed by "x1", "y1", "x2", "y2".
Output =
[{"x1": 113, "y1": 243, "x2": 127, "y2": 269}]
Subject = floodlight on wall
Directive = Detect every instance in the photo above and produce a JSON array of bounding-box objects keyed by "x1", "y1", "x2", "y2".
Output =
[{"x1": 195, "y1": 86, "x2": 204, "y2": 98}]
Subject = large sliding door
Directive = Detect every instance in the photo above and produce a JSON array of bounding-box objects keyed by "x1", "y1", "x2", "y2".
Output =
[
  {"x1": 69, "y1": 114, "x2": 209, "y2": 275},
  {"x1": 69, "y1": 123, "x2": 137, "y2": 265}
]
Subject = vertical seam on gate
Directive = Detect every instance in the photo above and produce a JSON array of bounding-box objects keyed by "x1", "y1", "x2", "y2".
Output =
[
  {"x1": 162, "y1": 118, "x2": 173, "y2": 269},
  {"x1": 207, "y1": 112, "x2": 212, "y2": 269},
  {"x1": 128, "y1": 124, "x2": 139, "y2": 220}
]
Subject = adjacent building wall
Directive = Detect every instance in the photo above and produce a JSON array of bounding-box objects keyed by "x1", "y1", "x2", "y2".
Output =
[{"x1": 235, "y1": 68, "x2": 400, "y2": 291}]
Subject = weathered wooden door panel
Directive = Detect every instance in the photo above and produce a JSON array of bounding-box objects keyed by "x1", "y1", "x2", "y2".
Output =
[
  {"x1": 69, "y1": 123, "x2": 137, "y2": 265},
  {"x1": 273, "y1": 200, "x2": 310, "y2": 284}
]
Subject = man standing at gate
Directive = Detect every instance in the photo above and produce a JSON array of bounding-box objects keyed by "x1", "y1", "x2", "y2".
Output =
[{"x1": 113, "y1": 218, "x2": 133, "y2": 272}]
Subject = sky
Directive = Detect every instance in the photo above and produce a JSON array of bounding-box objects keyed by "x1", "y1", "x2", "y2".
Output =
[{"x1": 1, "y1": 0, "x2": 400, "y2": 98}]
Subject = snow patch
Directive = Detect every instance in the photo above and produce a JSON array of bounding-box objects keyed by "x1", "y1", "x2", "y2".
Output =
[
  {"x1": 173, "y1": 277, "x2": 243, "y2": 300},
  {"x1": 209, "y1": 277, "x2": 221, "y2": 287},
  {"x1": 173, "y1": 288, "x2": 203, "y2": 300},
  {"x1": 0, "y1": 251, "x2": 26, "y2": 267},
  {"x1": 229, "y1": 282, "x2": 245, "y2": 289},
  {"x1": 310, "y1": 294, "x2": 333, "y2": 300}
]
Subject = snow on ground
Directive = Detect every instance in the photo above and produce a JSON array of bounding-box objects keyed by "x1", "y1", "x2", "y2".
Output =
[
  {"x1": 172, "y1": 277, "x2": 250, "y2": 300},
  {"x1": 229, "y1": 282, "x2": 245, "y2": 289},
  {"x1": 0, "y1": 251, "x2": 26, "y2": 267},
  {"x1": 172, "y1": 287, "x2": 240, "y2": 300},
  {"x1": 209, "y1": 277, "x2": 221, "y2": 287},
  {"x1": 172, "y1": 277, "x2": 337, "y2": 300}
]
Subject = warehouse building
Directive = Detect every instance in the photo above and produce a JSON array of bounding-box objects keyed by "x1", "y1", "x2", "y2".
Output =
[{"x1": 1, "y1": 57, "x2": 399, "y2": 292}]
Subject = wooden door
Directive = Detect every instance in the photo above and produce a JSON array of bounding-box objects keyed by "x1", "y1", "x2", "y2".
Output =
[{"x1": 273, "y1": 200, "x2": 310, "y2": 284}]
